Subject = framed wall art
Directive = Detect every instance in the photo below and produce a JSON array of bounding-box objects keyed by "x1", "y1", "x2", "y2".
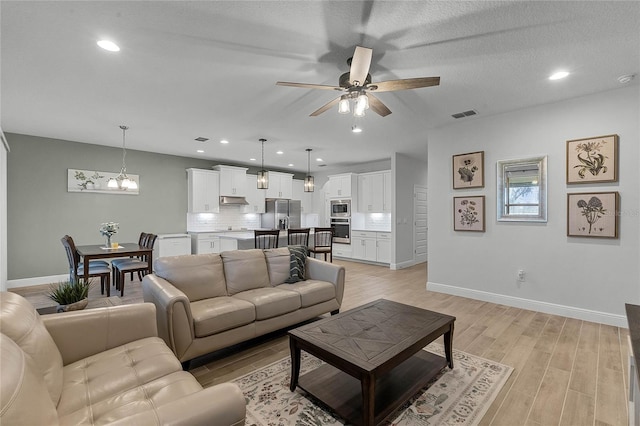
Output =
[
  {"x1": 567, "y1": 191, "x2": 619, "y2": 238},
  {"x1": 453, "y1": 151, "x2": 484, "y2": 189},
  {"x1": 67, "y1": 169, "x2": 140, "y2": 195},
  {"x1": 454, "y1": 196, "x2": 485, "y2": 232},
  {"x1": 566, "y1": 134, "x2": 618, "y2": 184}
]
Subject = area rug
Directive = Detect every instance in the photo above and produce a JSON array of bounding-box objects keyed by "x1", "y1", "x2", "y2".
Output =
[{"x1": 232, "y1": 342, "x2": 513, "y2": 426}]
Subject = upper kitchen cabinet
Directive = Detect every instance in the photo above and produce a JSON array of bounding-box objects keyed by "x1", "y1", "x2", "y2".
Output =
[
  {"x1": 213, "y1": 165, "x2": 248, "y2": 197},
  {"x1": 357, "y1": 171, "x2": 391, "y2": 213},
  {"x1": 187, "y1": 168, "x2": 219, "y2": 213},
  {"x1": 328, "y1": 173, "x2": 356, "y2": 198},
  {"x1": 292, "y1": 179, "x2": 314, "y2": 213},
  {"x1": 244, "y1": 174, "x2": 266, "y2": 214},
  {"x1": 265, "y1": 171, "x2": 293, "y2": 199}
]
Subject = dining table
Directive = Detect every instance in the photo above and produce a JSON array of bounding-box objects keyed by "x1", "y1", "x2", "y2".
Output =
[{"x1": 75, "y1": 243, "x2": 153, "y2": 297}]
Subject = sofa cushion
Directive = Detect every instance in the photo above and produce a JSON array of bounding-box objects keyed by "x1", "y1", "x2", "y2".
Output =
[
  {"x1": 190, "y1": 296, "x2": 256, "y2": 337},
  {"x1": 56, "y1": 336, "x2": 182, "y2": 418},
  {"x1": 233, "y1": 288, "x2": 301, "y2": 320},
  {"x1": 276, "y1": 279, "x2": 336, "y2": 308},
  {"x1": 285, "y1": 245, "x2": 308, "y2": 284},
  {"x1": 221, "y1": 249, "x2": 270, "y2": 295},
  {"x1": 263, "y1": 247, "x2": 291, "y2": 286},
  {"x1": 154, "y1": 254, "x2": 227, "y2": 302},
  {"x1": 0, "y1": 291, "x2": 64, "y2": 406},
  {"x1": 0, "y1": 334, "x2": 59, "y2": 426}
]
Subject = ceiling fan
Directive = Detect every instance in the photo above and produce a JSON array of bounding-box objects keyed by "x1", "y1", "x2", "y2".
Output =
[{"x1": 276, "y1": 46, "x2": 440, "y2": 117}]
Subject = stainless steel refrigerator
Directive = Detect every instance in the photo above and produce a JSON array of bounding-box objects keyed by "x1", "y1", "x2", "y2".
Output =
[{"x1": 261, "y1": 199, "x2": 301, "y2": 230}]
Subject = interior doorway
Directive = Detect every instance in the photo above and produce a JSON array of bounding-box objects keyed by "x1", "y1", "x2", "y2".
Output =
[{"x1": 414, "y1": 185, "x2": 427, "y2": 263}]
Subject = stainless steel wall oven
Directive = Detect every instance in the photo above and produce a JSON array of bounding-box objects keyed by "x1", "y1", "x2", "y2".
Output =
[{"x1": 330, "y1": 217, "x2": 350, "y2": 244}]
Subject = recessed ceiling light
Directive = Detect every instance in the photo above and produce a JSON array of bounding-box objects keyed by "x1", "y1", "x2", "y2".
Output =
[
  {"x1": 618, "y1": 74, "x2": 635, "y2": 84},
  {"x1": 316, "y1": 158, "x2": 323, "y2": 162},
  {"x1": 249, "y1": 158, "x2": 256, "y2": 161},
  {"x1": 196, "y1": 149, "x2": 204, "y2": 153},
  {"x1": 549, "y1": 71, "x2": 569, "y2": 80},
  {"x1": 276, "y1": 150, "x2": 283, "y2": 155},
  {"x1": 97, "y1": 40, "x2": 120, "y2": 52},
  {"x1": 220, "y1": 139, "x2": 229, "y2": 144},
  {"x1": 288, "y1": 163, "x2": 294, "y2": 167}
]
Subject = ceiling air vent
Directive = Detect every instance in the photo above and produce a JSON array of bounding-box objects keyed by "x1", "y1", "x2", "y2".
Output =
[
  {"x1": 451, "y1": 110, "x2": 478, "y2": 119},
  {"x1": 195, "y1": 137, "x2": 209, "y2": 142}
]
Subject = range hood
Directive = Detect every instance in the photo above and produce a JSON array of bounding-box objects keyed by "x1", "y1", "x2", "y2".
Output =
[{"x1": 219, "y1": 196, "x2": 249, "y2": 205}]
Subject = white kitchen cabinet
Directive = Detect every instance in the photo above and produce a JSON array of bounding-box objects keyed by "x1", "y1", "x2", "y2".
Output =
[
  {"x1": 265, "y1": 171, "x2": 293, "y2": 199},
  {"x1": 357, "y1": 171, "x2": 391, "y2": 213},
  {"x1": 293, "y1": 179, "x2": 314, "y2": 213},
  {"x1": 244, "y1": 174, "x2": 266, "y2": 213},
  {"x1": 187, "y1": 169, "x2": 219, "y2": 213},
  {"x1": 213, "y1": 165, "x2": 247, "y2": 197},
  {"x1": 332, "y1": 243, "x2": 352, "y2": 259},
  {"x1": 219, "y1": 238, "x2": 238, "y2": 252},
  {"x1": 328, "y1": 173, "x2": 356, "y2": 198},
  {"x1": 376, "y1": 232, "x2": 391, "y2": 263},
  {"x1": 190, "y1": 233, "x2": 221, "y2": 254}
]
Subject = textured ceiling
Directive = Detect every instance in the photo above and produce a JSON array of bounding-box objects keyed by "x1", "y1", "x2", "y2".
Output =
[{"x1": 1, "y1": 1, "x2": 639, "y2": 173}]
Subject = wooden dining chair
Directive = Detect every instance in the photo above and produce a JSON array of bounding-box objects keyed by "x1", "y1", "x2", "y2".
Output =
[
  {"x1": 287, "y1": 228, "x2": 310, "y2": 247},
  {"x1": 111, "y1": 232, "x2": 148, "y2": 286},
  {"x1": 113, "y1": 233, "x2": 157, "y2": 297},
  {"x1": 61, "y1": 235, "x2": 111, "y2": 294},
  {"x1": 308, "y1": 227, "x2": 333, "y2": 262},
  {"x1": 254, "y1": 229, "x2": 280, "y2": 249}
]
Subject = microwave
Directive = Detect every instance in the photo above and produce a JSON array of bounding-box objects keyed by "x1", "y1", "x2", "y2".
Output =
[{"x1": 330, "y1": 199, "x2": 351, "y2": 217}]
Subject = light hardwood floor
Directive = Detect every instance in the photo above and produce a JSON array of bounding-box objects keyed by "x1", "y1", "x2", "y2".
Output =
[{"x1": 12, "y1": 260, "x2": 630, "y2": 425}]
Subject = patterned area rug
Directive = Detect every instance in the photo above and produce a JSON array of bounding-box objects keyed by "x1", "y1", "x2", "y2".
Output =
[{"x1": 233, "y1": 343, "x2": 513, "y2": 426}]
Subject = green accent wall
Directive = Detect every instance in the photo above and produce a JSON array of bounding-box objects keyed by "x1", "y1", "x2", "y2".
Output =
[{"x1": 6, "y1": 133, "x2": 214, "y2": 280}]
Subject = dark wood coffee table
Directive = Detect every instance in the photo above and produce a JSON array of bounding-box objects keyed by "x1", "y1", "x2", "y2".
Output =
[{"x1": 289, "y1": 299, "x2": 455, "y2": 426}]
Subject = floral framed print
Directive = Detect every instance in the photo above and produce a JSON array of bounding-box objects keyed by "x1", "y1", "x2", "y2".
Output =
[
  {"x1": 454, "y1": 196, "x2": 485, "y2": 232},
  {"x1": 453, "y1": 151, "x2": 484, "y2": 189},
  {"x1": 566, "y1": 134, "x2": 618, "y2": 184},
  {"x1": 567, "y1": 191, "x2": 619, "y2": 238}
]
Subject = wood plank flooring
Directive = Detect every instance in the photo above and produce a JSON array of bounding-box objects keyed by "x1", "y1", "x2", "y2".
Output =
[{"x1": 11, "y1": 260, "x2": 630, "y2": 425}]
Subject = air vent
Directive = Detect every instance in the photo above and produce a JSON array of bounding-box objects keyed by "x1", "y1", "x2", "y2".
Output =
[
  {"x1": 195, "y1": 137, "x2": 209, "y2": 142},
  {"x1": 451, "y1": 109, "x2": 478, "y2": 119},
  {"x1": 318, "y1": 164, "x2": 327, "y2": 167}
]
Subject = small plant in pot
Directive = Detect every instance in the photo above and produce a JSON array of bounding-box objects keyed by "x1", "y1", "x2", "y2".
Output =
[{"x1": 48, "y1": 278, "x2": 92, "y2": 313}]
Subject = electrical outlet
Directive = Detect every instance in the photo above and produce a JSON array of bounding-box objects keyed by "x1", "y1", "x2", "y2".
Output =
[{"x1": 517, "y1": 269, "x2": 526, "y2": 282}]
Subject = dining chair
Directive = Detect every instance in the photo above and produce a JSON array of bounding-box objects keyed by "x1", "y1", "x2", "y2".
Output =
[
  {"x1": 308, "y1": 227, "x2": 333, "y2": 262},
  {"x1": 254, "y1": 229, "x2": 280, "y2": 249},
  {"x1": 60, "y1": 235, "x2": 111, "y2": 294},
  {"x1": 287, "y1": 228, "x2": 310, "y2": 247},
  {"x1": 113, "y1": 233, "x2": 157, "y2": 297},
  {"x1": 111, "y1": 232, "x2": 148, "y2": 286}
]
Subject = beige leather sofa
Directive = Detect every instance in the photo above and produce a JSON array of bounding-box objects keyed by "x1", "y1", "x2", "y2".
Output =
[
  {"x1": 142, "y1": 248, "x2": 345, "y2": 364},
  {"x1": 0, "y1": 291, "x2": 246, "y2": 426}
]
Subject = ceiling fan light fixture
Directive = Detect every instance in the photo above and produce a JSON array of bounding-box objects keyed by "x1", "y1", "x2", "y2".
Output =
[
  {"x1": 257, "y1": 138, "x2": 269, "y2": 189},
  {"x1": 338, "y1": 95, "x2": 351, "y2": 114}
]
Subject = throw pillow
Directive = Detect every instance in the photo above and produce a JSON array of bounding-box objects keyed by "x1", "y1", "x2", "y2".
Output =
[{"x1": 285, "y1": 245, "x2": 308, "y2": 283}]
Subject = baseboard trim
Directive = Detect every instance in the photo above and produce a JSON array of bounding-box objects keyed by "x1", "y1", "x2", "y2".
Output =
[
  {"x1": 7, "y1": 274, "x2": 68, "y2": 289},
  {"x1": 391, "y1": 259, "x2": 423, "y2": 270},
  {"x1": 427, "y1": 281, "x2": 627, "y2": 328}
]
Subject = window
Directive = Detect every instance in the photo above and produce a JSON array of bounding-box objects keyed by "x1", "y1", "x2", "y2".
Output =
[{"x1": 497, "y1": 156, "x2": 547, "y2": 222}]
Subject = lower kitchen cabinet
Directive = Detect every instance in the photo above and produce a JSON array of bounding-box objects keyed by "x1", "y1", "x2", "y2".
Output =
[
  {"x1": 190, "y1": 233, "x2": 221, "y2": 254},
  {"x1": 332, "y1": 243, "x2": 352, "y2": 259},
  {"x1": 351, "y1": 231, "x2": 391, "y2": 264}
]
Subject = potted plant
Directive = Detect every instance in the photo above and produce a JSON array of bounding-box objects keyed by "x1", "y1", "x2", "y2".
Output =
[{"x1": 48, "y1": 278, "x2": 91, "y2": 313}]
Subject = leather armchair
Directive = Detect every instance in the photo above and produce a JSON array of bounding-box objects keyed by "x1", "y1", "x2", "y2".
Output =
[{"x1": 0, "y1": 291, "x2": 246, "y2": 426}]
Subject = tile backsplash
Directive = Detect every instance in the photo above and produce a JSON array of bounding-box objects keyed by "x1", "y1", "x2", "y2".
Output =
[
  {"x1": 364, "y1": 213, "x2": 392, "y2": 231},
  {"x1": 187, "y1": 206, "x2": 261, "y2": 232}
]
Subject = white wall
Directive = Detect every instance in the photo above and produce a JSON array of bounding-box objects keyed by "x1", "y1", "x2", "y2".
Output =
[
  {"x1": 1, "y1": 131, "x2": 8, "y2": 292},
  {"x1": 428, "y1": 86, "x2": 639, "y2": 327}
]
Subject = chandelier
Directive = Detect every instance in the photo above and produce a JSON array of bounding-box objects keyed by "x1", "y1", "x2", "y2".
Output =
[
  {"x1": 257, "y1": 138, "x2": 269, "y2": 189},
  {"x1": 107, "y1": 125, "x2": 137, "y2": 190},
  {"x1": 304, "y1": 148, "x2": 314, "y2": 192}
]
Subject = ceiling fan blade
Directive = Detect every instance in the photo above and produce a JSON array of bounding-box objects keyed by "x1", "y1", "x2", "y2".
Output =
[
  {"x1": 276, "y1": 81, "x2": 342, "y2": 91},
  {"x1": 369, "y1": 77, "x2": 440, "y2": 92},
  {"x1": 366, "y1": 93, "x2": 392, "y2": 117},
  {"x1": 310, "y1": 96, "x2": 342, "y2": 117},
  {"x1": 349, "y1": 46, "x2": 372, "y2": 86}
]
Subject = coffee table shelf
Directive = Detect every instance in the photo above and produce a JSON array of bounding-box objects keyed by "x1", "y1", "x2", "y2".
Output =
[{"x1": 298, "y1": 350, "x2": 447, "y2": 426}]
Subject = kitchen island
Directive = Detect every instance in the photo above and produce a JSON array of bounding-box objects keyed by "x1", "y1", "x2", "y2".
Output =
[{"x1": 190, "y1": 230, "x2": 313, "y2": 252}]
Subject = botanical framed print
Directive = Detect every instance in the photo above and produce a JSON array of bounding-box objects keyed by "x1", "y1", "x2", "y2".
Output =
[
  {"x1": 453, "y1": 151, "x2": 484, "y2": 189},
  {"x1": 454, "y1": 196, "x2": 485, "y2": 232},
  {"x1": 566, "y1": 134, "x2": 618, "y2": 184},
  {"x1": 567, "y1": 191, "x2": 619, "y2": 238}
]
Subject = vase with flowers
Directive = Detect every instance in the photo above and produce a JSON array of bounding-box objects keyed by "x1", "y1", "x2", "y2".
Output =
[{"x1": 99, "y1": 222, "x2": 119, "y2": 248}]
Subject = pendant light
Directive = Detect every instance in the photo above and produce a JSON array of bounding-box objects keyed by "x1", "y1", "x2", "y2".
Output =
[
  {"x1": 304, "y1": 148, "x2": 314, "y2": 192},
  {"x1": 107, "y1": 125, "x2": 138, "y2": 190},
  {"x1": 257, "y1": 138, "x2": 269, "y2": 189}
]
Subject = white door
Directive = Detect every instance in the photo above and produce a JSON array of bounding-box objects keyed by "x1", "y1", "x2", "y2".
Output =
[{"x1": 414, "y1": 185, "x2": 428, "y2": 263}]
